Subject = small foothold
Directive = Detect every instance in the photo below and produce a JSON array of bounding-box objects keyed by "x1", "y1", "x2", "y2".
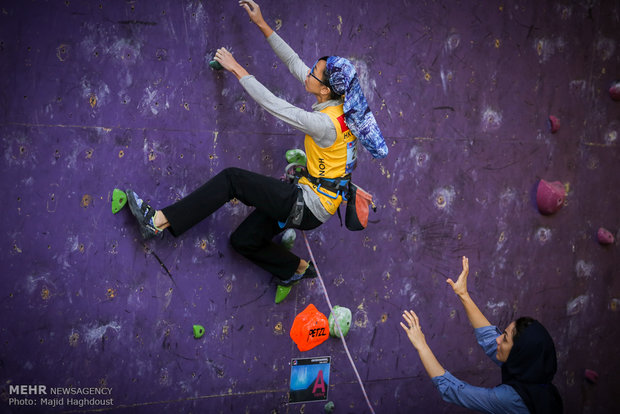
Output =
[
  {"x1": 111, "y1": 188, "x2": 127, "y2": 214},
  {"x1": 328, "y1": 306, "x2": 352, "y2": 338},
  {"x1": 209, "y1": 60, "x2": 223, "y2": 70},
  {"x1": 275, "y1": 285, "x2": 292, "y2": 304},
  {"x1": 324, "y1": 401, "x2": 335, "y2": 413},
  {"x1": 597, "y1": 227, "x2": 615, "y2": 245},
  {"x1": 193, "y1": 324, "x2": 205, "y2": 339},
  {"x1": 536, "y1": 179, "x2": 566, "y2": 215},
  {"x1": 548, "y1": 115, "x2": 560, "y2": 133},
  {"x1": 584, "y1": 369, "x2": 599, "y2": 384},
  {"x1": 610, "y1": 80, "x2": 620, "y2": 101}
]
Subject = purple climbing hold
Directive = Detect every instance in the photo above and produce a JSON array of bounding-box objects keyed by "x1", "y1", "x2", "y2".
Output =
[
  {"x1": 548, "y1": 115, "x2": 560, "y2": 133},
  {"x1": 610, "y1": 80, "x2": 620, "y2": 101},
  {"x1": 584, "y1": 369, "x2": 599, "y2": 384},
  {"x1": 536, "y1": 179, "x2": 566, "y2": 215},
  {"x1": 597, "y1": 227, "x2": 615, "y2": 245}
]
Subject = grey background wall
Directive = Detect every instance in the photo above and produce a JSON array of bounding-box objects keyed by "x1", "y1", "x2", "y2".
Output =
[{"x1": 1, "y1": 0, "x2": 618, "y2": 413}]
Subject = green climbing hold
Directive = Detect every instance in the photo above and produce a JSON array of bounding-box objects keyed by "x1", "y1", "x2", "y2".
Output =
[
  {"x1": 209, "y1": 60, "x2": 223, "y2": 70},
  {"x1": 111, "y1": 188, "x2": 127, "y2": 214},
  {"x1": 324, "y1": 401, "x2": 335, "y2": 413},
  {"x1": 286, "y1": 149, "x2": 307, "y2": 165},
  {"x1": 193, "y1": 324, "x2": 205, "y2": 339},
  {"x1": 275, "y1": 285, "x2": 292, "y2": 304},
  {"x1": 281, "y1": 228, "x2": 296, "y2": 250},
  {"x1": 328, "y1": 306, "x2": 352, "y2": 338}
]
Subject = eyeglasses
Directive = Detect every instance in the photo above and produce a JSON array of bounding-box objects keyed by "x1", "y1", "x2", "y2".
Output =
[{"x1": 308, "y1": 59, "x2": 329, "y2": 87}]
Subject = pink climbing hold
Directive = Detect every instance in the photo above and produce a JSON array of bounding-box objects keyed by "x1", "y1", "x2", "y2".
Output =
[
  {"x1": 584, "y1": 369, "x2": 599, "y2": 384},
  {"x1": 597, "y1": 227, "x2": 615, "y2": 245},
  {"x1": 610, "y1": 81, "x2": 620, "y2": 101},
  {"x1": 536, "y1": 179, "x2": 566, "y2": 215},
  {"x1": 548, "y1": 115, "x2": 560, "y2": 133}
]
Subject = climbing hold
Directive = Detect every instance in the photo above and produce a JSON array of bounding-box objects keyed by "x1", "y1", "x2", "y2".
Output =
[
  {"x1": 536, "y1": 179, "x2": 566, "y2": 215},
  {"x1": 193, "y1": 324, "x2": 205, "y2": 339},
  {"x1": 209, "y1": 60, "x2": 223, "y2": 70},
  {"x1": 610, "y1": 80, "x2": 620, "y2": 101},
  {"x1": 328, "y1": 306, "x2": 352, "y2": 338},
  {"x1": 111, "y1": 188, "x2": 127, "y2": 214},
  {"x1": 584, "y1": 369, "x2": 599, "y2": 384},
  {"x1": 290, "y1": 304, "x2": 330, "y2": 351},
  {"x1": 286, "y1": 149, "x2": 307, "y2": 165},
  {"x1": 275, "y1": 285, "x2": 292, "y2": 304},
  {"x1": 324, "y1": 401, "x2": 335, "y2": 413},
  {"x1": 597, "y1": 227, "x2": 615, "y2": 245},
  {"x1": 281, "y1": 228, "x2": 296, "y2": 250},
  {"x1": 548, "y1": 115, "x2": 560, "y2": 133}
]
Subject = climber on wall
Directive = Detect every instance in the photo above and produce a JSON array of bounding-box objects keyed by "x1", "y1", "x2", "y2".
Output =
[
  {"x1": 126, "y1": 0, "x2": 387, "y2": 288},
  {"x1": 400, "y1": 256, "x2": 563, "y2": 414}
]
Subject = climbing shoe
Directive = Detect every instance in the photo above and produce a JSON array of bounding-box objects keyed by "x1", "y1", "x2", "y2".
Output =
[
  {"x1": 126, "y1": 189, "x2": 164, "y2": 240},
  {"x1": 278, "y1": 261, "x2": 317, "y2": 287}
]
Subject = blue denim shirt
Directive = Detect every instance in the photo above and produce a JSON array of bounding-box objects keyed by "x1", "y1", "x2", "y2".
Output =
[{"x1": 430, "y1": 325, "x2": 530, "y2": 414}]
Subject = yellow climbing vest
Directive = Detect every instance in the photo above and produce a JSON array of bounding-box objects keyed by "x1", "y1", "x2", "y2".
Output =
[{"x1": 299, "y1": 104, "x2": 358, "y2": 215}]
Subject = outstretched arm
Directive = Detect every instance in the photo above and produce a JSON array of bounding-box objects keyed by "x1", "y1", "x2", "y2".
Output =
[
  {"x1": 241, "y1": 1, "x2": 308, "y2": 81},
  {"x1": 446, "y1": 257, "x2": 491, "y2": 329},
  {"x1": 400, "y1": 310, "x2": 445, "y2": 378},
  {"x1": 239, "y1": 0, "x2": 273, "y2": 38}
]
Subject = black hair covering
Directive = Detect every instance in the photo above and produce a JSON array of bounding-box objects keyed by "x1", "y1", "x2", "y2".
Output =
[{"x1": 501, "y1": 320, "x2": 563, "y2": 413}]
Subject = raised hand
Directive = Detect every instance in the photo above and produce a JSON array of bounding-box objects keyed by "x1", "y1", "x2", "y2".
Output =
[
  {"x1": 446, "y1": 256, "x2": 469, "y2": 298},
  {"x1": 400, "y1": 310, "x2": 427, "y2": 350},
  {"x1": 239, "y1": 0, "x2": 265, "y2": 26}
]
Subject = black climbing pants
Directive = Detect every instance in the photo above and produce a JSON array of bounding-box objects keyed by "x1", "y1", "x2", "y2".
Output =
[{"x1": 161, "y1": 167, "x2": 322, "y2": 280}]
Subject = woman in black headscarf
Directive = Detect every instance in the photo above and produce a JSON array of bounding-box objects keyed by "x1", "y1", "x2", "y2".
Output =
[
  {"x1": 501, "y1": 317, "x2": 563, "y2": 413},
  {"x1": 401, "y1": 257, "x2": 563, "y2": 413}
]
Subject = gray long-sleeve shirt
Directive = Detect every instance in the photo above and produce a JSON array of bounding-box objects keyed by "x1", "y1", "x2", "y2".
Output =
[{"x1": 238, "y1": 33, "x2": 344, "y2": 223}]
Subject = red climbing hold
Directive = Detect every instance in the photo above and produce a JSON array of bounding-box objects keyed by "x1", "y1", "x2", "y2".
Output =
[
  {"x1": 548, "y1": 115, "x2": 560, "y2": 133},
  {"x1": 536, "y1": 179, "x2": 566, "y2": 215},
  {"x1": 597, "y1": 227, "x2": 615, "y2": 245},
  {"x1": 610, "y1": 81, "x2": 620, "y2": 101},
  {"x1": 584, "y1": 369, "x2": 599, "y2": 384}
]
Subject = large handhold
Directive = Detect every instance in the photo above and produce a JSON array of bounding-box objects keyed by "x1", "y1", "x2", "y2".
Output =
[
  {"x1": 536, "y1": 179, "x2": 566, "y2": 215},
  {"x1": 290, "y1": 304, "x2": 329, "y2": 351}
]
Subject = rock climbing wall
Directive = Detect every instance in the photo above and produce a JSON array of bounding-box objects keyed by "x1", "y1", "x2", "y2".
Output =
[{"x1": 1, "y1": 0, "x2": 619, "y2": 413}]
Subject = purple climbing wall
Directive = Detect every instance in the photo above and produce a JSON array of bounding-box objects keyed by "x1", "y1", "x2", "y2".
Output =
[{"x1": 1, "y1": 1, "x2": 619, "y2": 413}]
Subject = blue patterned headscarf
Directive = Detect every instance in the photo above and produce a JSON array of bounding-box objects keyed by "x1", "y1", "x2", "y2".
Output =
[{"x1": 325, "y1": 56, "x2": 388, "y2": 159}]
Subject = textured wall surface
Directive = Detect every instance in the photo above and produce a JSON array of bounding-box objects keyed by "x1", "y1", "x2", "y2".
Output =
[{"x1": 1, "y1": 0, "x2": 619, "y2": 413}]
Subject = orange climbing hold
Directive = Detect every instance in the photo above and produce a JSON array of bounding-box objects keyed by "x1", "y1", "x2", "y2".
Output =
[{"x1": 290, "y1": 304, "x2": 330, "y2": 352}]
